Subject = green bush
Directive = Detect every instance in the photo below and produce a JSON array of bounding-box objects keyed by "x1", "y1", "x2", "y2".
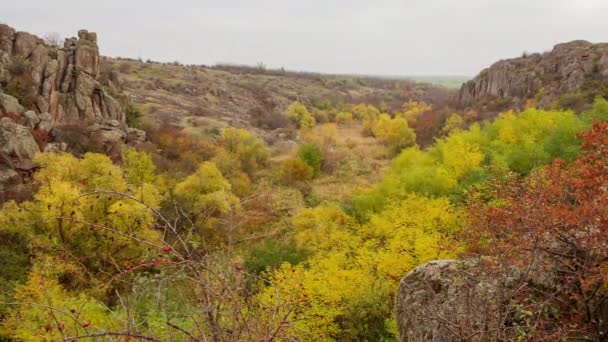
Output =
[
  {"x1": 125, "y1": 102, "x2": 144, "y2": 128},
  {"x1": 297, "y1": 143, "x2": 324, "y2": 176},
  {"x1": 245, "y1": 240, "x2": 311, "y2": 274}
]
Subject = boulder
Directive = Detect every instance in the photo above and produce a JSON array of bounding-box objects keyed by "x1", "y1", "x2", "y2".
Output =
[
  {"x1": 394, "y1": 259, "x2": 556, "y2": 342},
  {"x1": 0, "y1": 117, "x2": 39, "y2": 164},
  {"x1": 0, "y1": 92, "x2": 24, "y2": 114},
  {"x1": 37, "y1": 112, "x2": 53, "y2": 131},
  {"x1": 22, "y1": 110, "x2": 40, "y2": 128},
  {"x1": 126, "y1": 127, "x2": 146, "y2": 144},
  {"x1": 89, "y1": 121, "x2": 127, "y2": 145}
]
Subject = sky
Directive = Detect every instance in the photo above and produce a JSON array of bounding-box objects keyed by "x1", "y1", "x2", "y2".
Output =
[{"x1": 2, "y1": 0, "x2": 608, "y2": 76}]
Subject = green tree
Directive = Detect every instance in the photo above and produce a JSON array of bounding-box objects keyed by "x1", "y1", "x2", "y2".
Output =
[{"x1": 297, "y1": 143, "x2": 324, "y2": 176}]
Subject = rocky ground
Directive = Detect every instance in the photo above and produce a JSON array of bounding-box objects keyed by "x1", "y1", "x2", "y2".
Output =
[{"x1": 104, "y1": 58, "x2": 456, "y2": 137}]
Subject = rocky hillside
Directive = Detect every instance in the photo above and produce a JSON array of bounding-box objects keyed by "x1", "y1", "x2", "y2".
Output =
[
  {"x1": 104, "y1": 58, "x2": 456, "y2": 137},
  {"x1": 459, "y1": 40, "x2": 608, "y2": 109},
  {"x1": 0, "y1": 24, "x2": 143, "y2": 197}
]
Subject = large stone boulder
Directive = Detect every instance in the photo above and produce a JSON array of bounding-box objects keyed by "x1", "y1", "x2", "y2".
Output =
[
  {"x1": 0, "y1": 93, "x2": 24, "y2": 114},
  {"x1": 0, "y1": 117, "x2": 39, "y2": 167},
  {"x1": 395, "y1": 259, "x2": 558, "y2": 342}
]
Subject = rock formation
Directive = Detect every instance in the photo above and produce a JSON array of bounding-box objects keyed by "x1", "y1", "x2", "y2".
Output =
[
  {"x1": 459, "y1": 41, "x2": 608, "y2": 107},
  {"x1": 0, "y1": 24, "x2": 145, "y2": 193},
  {"x1": 394, "y1": 259, "x2": 559, "y2": 342},
  {"x1": 0, "y1": 25, "x2": 124, "y2": 123}
]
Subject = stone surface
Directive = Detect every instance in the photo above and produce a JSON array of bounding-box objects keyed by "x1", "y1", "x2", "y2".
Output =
[
  {"x1": 395, "y1": 259, "x2": 553, "y2": 342},
  {"x1": 0, "y1": 93, "x2": 24, "y2": 114},
  {"x1": 0, "y1": 117, "x2": 40, "y2": 164},
  {"x1": 22, "y1": 110, "x2": 40, "y2": 128},
  {"x1": 0, "y1": 25, "x2": 125, "y2": 124},
  {"x1": 459, "y1": 40, "x2": 608, "y2": 107},
  {"x1": 126, "y1": 127, "x2": 146, "y2": 144},
  {"x1": 0, "y1": 25, "x2": 135, "y2": 191}
]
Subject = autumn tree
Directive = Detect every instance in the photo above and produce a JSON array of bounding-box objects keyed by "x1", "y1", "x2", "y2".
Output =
[
  {"x1": 371, "y1": 114, "x2": 417, "y2": 155},
  {"x1": 463, "y1": 122, "x2": 608, "y2": 340},
  {"x1": 286, "y1": 101, "x2": 315, "y2": 129}
]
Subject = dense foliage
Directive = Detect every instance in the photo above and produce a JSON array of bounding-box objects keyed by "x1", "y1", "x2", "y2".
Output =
[{"x1": 1, "y1": 98, "x2": 608, "y2": 340}]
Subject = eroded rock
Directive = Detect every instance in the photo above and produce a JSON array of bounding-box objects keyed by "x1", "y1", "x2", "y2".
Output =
[
  {"x1": 395, "y1": 259, "x2": 557, "y2": 341},
  {"x1": 459, "y1": 41, "x2": 608, "y2": 107},
  {"x1": 0, "y1": 117, "x2": 40, "y2": 164}
]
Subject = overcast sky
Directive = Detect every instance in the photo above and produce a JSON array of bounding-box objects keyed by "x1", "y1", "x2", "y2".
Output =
[{"x1": 2, "y1": 0, "x2": 607, "y2": 76}]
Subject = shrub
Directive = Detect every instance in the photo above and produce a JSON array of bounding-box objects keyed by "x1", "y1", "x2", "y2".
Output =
[
  {"x1": 297, "y1": 143, "x2": 324, "y2": 176},
  {"x1": 279, "y1": 158, "x2": 314, "y2": 184},
  {"x1": 286, "y1": 101, "x2": 315, "y2": 129},
  {"x1": 4, "y1": 57, "x2": 37, "y2": 107},
  {"x1": 372, "y1": 114, "x2": 417, "y2": 155},
  {"x1": 125, "y1": 102, "x2": 143, "y2": 128},
  {"x1": 335, "y1": 112, "x2": 354, "y2": 125},
  {"x1": 245, "y1": 240, "x2": 311, "y2": 275}
]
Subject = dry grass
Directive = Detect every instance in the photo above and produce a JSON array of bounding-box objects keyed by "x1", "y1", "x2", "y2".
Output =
[{"x1": 309, "y1": 124, "x2": 390, "y2": 204}]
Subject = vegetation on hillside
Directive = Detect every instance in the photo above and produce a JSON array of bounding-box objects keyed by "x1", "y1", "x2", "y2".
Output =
[{"x1": 2, "y1": 76, "x2": 608, "y2": 341}]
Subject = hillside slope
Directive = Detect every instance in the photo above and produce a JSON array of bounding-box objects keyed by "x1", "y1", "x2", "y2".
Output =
[{"x1": 104, "y1": 58, "x2": 456, "y2": 136}]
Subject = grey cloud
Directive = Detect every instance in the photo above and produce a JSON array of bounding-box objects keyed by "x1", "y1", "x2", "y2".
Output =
[{"x1": 1, "y1": 0, "x2": 607, "y2": 76}]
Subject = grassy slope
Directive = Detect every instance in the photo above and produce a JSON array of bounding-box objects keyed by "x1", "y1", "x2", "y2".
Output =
[{"x1": 104, "y1": 58, "x2": 456, "y2": 139}]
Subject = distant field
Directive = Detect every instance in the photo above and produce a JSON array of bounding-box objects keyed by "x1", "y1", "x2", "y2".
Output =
[
  {"x1": 401, "y1": 75, "x2": 470, "y2": 88},
  {"x1": 338, "y1": 73, "x2": 470, "y2": 89}
]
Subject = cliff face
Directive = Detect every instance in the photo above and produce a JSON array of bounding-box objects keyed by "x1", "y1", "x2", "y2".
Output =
[
  {"x1": 0, "y1": 25, "x2": 144, "y2": 196},
  {"x1": 0, "y1": 25, "x2": 124, "y2": 123},
  {"x1": 459, "y1": 41, "x2": 608, "y2": 107}
]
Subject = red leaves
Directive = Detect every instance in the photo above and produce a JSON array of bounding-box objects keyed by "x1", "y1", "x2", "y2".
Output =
[
  {"x1": 81, "y1": 322, "x2": 91, "y2": 328},
  {"x1": 463, "y1": 122, "x2": 608, "y2": 339}
]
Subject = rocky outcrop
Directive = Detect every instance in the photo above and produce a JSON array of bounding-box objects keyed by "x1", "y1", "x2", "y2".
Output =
[
  {"x1": 395, "y1": 259, "x2": 559, "y2": 342},
  {"x1": 0, "y1": 117, "x2": 39, "y2": 170},
  {"x1": 0, "y1": 24, "x2": 145, "y2": 195},
  {"x1": 0, "y1": 25, "x2": 124, "y2": 123},
  {"x1": 459, "y1": 40, "x2": 608, "y2": 107}
]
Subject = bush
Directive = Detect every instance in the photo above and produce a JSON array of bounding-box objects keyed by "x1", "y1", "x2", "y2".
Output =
[
  {"x1": 125, "y1": 102, "x2": 143, "y2": 128},
  {"x1": 118, "y1": 62, "x2": 131, "y2": 74},
  {"x1": 279, "y1": 158, "x2": 314, "y2": 184},
  {"x1": 372, "y1": 114, "x2": 417, "y2": 155},
  {"x1": 297, "y1": 143, "x2": 324, "y2": 176},
  {"x1": 4, "y1": 57, "x2": 37, "y2": 107},
  {"x1": 245, "y1": 240, "x2": 311, "y2": 274},
  {"x1": 286, "y1": 101, "x2": 316, "y2": 129},
  {"x1": 335, "y1": 112, "x2": 354, "y2": 125}
]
